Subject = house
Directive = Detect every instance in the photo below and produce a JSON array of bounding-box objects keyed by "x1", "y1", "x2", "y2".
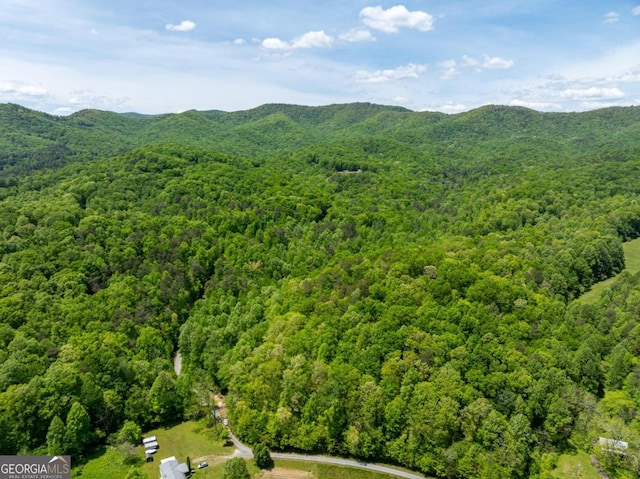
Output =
[
  {"x1": 159, "y1": 456, "x2": 190, "y2": 479},
  {"x1": 597, "y1": 437, "x2": 629, "y2": 453}
]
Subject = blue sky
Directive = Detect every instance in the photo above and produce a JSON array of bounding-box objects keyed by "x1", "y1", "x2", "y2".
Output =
[{"x1": 1, "y1": 0, "x2": 639, "y2": 114}]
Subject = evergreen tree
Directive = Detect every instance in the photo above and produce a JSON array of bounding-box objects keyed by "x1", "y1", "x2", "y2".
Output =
[
  {"x1": 254, "y1": 442, "x2": 274, "y2": 470},
  {"x1": 46, "y1": 415, "x2": 66, "y2": 455},
  {"x1": 65, "y1": 402, "x2": 92, "y2": 455}
]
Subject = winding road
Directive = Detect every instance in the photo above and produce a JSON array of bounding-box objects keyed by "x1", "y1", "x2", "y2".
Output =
[
  {"x1": 224, "y1": 413, "x2": 427, "y2": 479},
  {"x1": 270, "y1": 453, "x2": 428, "y2": 479},
  {"x1": 174, "y1": 352, "x2": 428, "y2": 479}
]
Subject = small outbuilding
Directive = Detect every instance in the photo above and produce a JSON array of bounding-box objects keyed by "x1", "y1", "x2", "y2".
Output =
[{"x1": 597, "y1": 437, "x2": 628, "y2": 452}]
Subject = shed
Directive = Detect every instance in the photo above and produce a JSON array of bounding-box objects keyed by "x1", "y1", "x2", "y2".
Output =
[{"x1": 598, "y1": 437, "x2": 628, "y2": 452}]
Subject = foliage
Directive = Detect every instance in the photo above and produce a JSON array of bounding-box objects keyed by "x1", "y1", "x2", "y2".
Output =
[
  {"x1": 47, "y1": 415, "x2": 66, "y2": 455},
  {"x1": 66, "y1": 402, "x2": 92, "y2": 455},
  {"x1": 3, "y1": 102, "x2": 640, "y2": 477},
  {"x1": 125, "y1": 469, "x2": 149, "y2": 479},
  {"x1": 254, "y1": 442, "x2": 274, "y2": 469},
  {"x1": 117, "y1": 421, "x2": 142, "y2": 445},
  {"x1": 222, "y1": 458, "x2": 250, "y2": 479}
]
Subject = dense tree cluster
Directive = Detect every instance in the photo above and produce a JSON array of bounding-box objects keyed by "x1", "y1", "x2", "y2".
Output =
[{"x1": 1, "y1": 103, "x2": 640, "y2": 477}]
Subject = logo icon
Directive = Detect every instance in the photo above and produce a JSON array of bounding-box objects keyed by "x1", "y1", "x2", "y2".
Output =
[{"x1": 0, "y1": 455, "x2": 71, "y2": 479}]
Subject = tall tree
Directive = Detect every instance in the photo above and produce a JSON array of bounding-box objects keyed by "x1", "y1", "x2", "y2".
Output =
[
  {"x1": 65, "y1": 402, "x2": 91, "y2": 455},
  {"x1": 46, "y1": 415, "x2": 66, "y2": 455},
  {"x1": 254, "y1": 442, "x2": 274, "y2": 470}
]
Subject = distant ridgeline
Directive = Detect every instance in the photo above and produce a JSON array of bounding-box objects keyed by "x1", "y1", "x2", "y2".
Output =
[{"x1": 1, "y1": 102, "x2": 640, "y2": 478}]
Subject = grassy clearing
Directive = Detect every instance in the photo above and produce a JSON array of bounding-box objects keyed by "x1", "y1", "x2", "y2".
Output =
[
  {"x1": 73, "y1": 422, "x2": 403, "y2": 479},
  {"x1": 271, "y1": 459, "x2": 402, "y2": 479},
  {"x1": 139, "y1": 420, "x2": 235, "y2": 478},
  {"x1": 72, "y1": 446, "x2": 128, "y2": 479},
  {"x1": 552, "y1": 451, "x2": 600, "y2": 479},
  {"x1": 72, "y1": 420, "x2": 234, "y2": 478},
  {"x1": 578, "y1": 237, "x2": 640, "y2": 303}
]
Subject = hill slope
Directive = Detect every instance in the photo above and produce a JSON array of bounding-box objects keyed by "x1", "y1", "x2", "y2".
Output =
[{"x1": 1, "y1": 103, "x2": 640, "y2": 478}]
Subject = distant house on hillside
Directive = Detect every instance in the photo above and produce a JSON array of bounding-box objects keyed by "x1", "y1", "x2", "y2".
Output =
[
  {"x1": 597, "y1": 437, "x2": 628, "y2": 453},
  {"x1": 159, "y1": 456, "x2": 190, "y2": 479}
]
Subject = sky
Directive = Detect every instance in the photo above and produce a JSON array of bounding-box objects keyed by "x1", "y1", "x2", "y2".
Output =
[{"x1": 1, "y1": 0, "x2": 639, "y2": 115}]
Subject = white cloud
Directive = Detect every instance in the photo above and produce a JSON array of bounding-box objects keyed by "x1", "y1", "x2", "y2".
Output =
[
  {"x1": 262, "y1": 37, "x2": 290, "y2": 50},
  {"x1": 434, "y1": 103, "x2": 468, "y2": 114},
  {"x1": 0, "y1": 81, "x2": 47, "y2": 96},
  {"x1": 581, "y1": 101, "x2": 625, "y2": 109},
  {"x1": 234, "y1": 38, "x2": 246, "y2": 45},
  {"x1": 438, "y1": 60, "x2": 459, "y2": 79},
  {"x1": 462, "y1": 55, "x2": 479, "y2": 67},
  {"x1": 360, "y1": 5, "x2": 434, "y2": 33},
  {"x1": 355, "y1": 63, "x2": 426, "y2": 83},
  {"x1": 64, "y1": 89, "x2": 131, "y2": 110},
  {"x1": 634, "y1": 6, "x2": 640, "y2": 16},
  {"x1": 19, "y1": 85, "x2": 47, "y2": 96},
  {"x1": 482, "y1": 55, "x2": 514, "y2": 69},
  {"x1": 339, "y1": 29, "x2": 376, "y2": 43},
  {"x1": 604, "y1": 11, "x2": 620, "y2": 23},
  {"x1": 53, "y1": 107, "x2": 74, "y2": 115},
  {"x1": 165, "y1": 20, "x2": 196, "y2": 32},
  {"x1": 510, "y1": 99, "x2": 561, "y2": 110},
  {"x1": 451, "y1": 54, "x2": 513, "y2": 73},
  {"x1": 262, "y1": 30, "x2": 334, "y2": 51},
  {"x1": 293, "y1": 30, "x2": 334, "y2": 49},
  {"x1": 559, "y1": 87, "x2": 625, "y2": 99},
  {"x1": 618, "y1": 67, "x2": 640, "y2": 82}
]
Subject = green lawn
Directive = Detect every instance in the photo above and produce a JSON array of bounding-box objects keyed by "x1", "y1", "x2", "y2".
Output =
[
  {"x1": 273, "y1": 458, "x2": 411, "y2": 479},
  {"x1": 552, "y1": 451, "x2": 600, "y2": 479},
  {"x1": 578, "y1": 237, "x2": 640, "y2": 303},
  {"x1": 72, "y1": 446, "x2": 129, "y2": 479},
  {"x1": 73, "y1": 420, "x2": 234, "y2": 479},
  {"x1": 73, "y1": 422, "x2": 406, "y2": 479}
]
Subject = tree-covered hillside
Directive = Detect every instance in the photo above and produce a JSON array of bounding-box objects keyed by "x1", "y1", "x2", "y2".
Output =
[{"x1": 1, "y1": 102, "x2": 640, "y2": 477}]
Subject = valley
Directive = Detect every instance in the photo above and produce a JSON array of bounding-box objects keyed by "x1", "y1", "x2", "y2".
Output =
[{"x1": 1, "y1": 103, "x2": 640, "y2": 478}]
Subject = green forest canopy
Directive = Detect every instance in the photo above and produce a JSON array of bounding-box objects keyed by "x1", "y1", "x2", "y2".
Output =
[{"x1": 1, "y1": 102, "x2": 640, "y2": 478}]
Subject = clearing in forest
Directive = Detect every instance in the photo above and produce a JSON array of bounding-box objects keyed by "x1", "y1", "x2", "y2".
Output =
[
  {"x1": 261, "y1": 467, "x2": 313, "y2": 479},
  {"x1": 578, "y1": 237, "x2": 640, "y2": 303}
]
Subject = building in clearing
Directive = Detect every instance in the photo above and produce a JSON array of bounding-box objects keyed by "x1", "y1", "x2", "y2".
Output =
[
  {"x1": 597, "y1": 437, "x2": 629, "y2": 452},
  {"x1": 159, "y1": 456, "x2": 189, "y2": 479}
]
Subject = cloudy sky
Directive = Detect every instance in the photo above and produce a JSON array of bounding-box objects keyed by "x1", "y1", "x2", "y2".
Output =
[{"x1": 1, "y1": 0, "x2": 639, "y2": 115}]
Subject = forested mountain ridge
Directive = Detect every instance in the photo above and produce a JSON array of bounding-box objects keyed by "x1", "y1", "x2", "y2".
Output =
[
  {"x1": 3, "y1": 102, "x2": 640, "y2": 173},
  {"x1": 2, "y1": 102, "x2": 640, "y2": 478}
]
